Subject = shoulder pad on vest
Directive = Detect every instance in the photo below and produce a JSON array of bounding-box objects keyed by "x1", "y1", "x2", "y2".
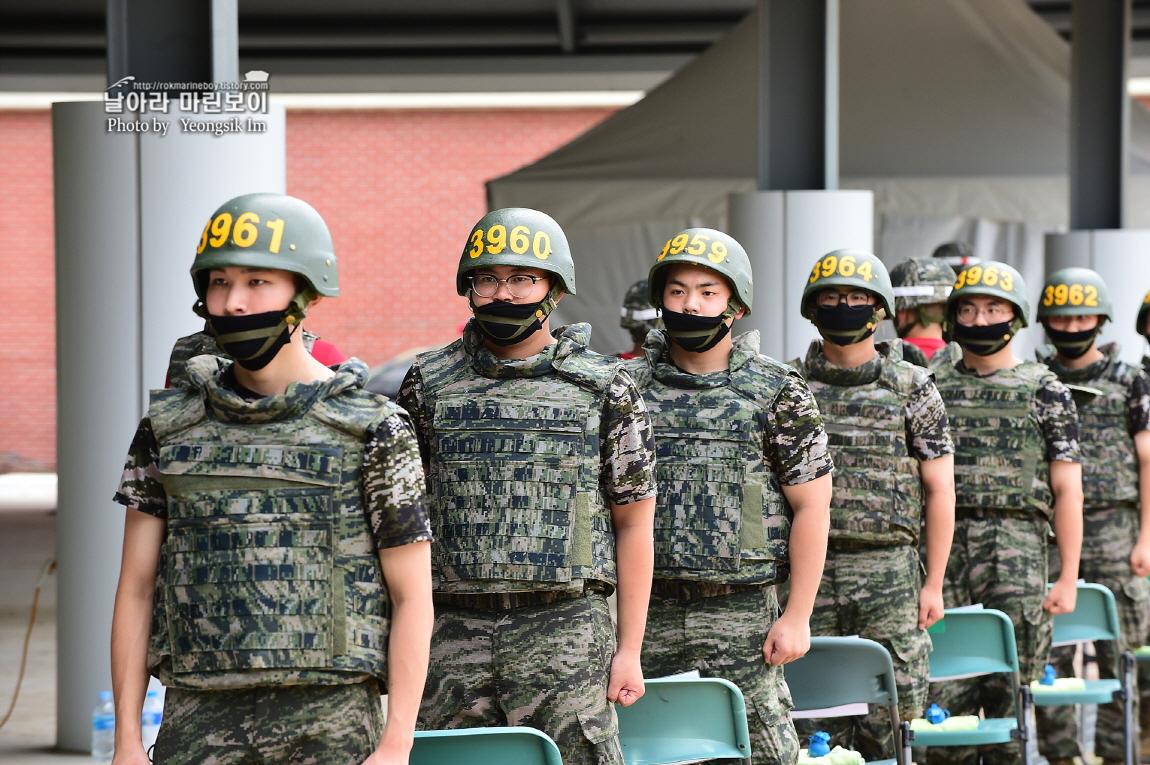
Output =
[
  {"x1": 148, "y1": 386, "x2": 207, "y2": 440},
  {"x1": 553, "y1": 347, "x2": 621, "y2": 393},
  {"x1": 878, "y1": 354, "x2": 931, "y2": 395},
  {"x1": 310, "y1": 388, "x2": 401, "y2": 439},
  {"x1": 728, "y1": 354, "x2": 796, "y2": 409},
  {"x1": 1018, "y1": 360, "x2": 1061, "y2": 387},
  {"x1": 622, "y1": 356, "x2": 652, "y2": 390},
  {"x1": 414, "y1": 339, "x2": 468, "y2": 393}
]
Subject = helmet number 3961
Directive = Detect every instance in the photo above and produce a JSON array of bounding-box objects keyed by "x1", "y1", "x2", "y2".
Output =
[
  {"x1": 198, "y1": 212, "x2": 286, "y2": 255},
  {"x1": 468, "y1": 225, "x2": 552, "y2": 260}
]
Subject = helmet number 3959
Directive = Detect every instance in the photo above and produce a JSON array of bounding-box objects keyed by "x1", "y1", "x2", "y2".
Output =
[
  {"x1": 808, "y1": 253, "x2": 874, "y2": 283},
  {"x1": 657, "y1": 232, "x2": 728, "y2": 264},
  {"x1": 469, "y1": 225, "x2": 553, "y2": 260},
  {"x1": 198, "y1": 212, "x2": 286, "y2": 255}
]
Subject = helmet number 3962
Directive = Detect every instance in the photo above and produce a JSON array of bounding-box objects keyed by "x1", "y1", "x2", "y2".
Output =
[
  {"x1": 468, "y1": 225, "x2": 553, "y2": 260},
  {"x1": 198, "y1": 212, "x2": 286, "y2": 255}
]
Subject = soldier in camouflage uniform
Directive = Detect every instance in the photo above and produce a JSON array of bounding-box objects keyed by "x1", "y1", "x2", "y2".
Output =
[
  {"x1": 927, "y1": 261, "x2": 1083, "y2": 765},
  {"x1": 890, "y1": 257, "x2": 957, "y2": 365},
  {"x1": 1034, "y1": 269, "x2": 1150, "y2": 765},
  {"x1": 618, "y1": 278, "x2": 662, "y2": 360},
  {"x1": 788, "y1": 250, "x2": 955, "y2": 761},
  {"x1": 109, "y1": 193, "x2": 434, "y2": 765},
  {"x1": 624, "y1": 228, "x2": 833, "y2": 765},
  {"x1": 166, "y1": 327, "x2": 344, "y2": 388},
  {"x1": 398, "y1": 208, "x2": 657, "y2": 765}
]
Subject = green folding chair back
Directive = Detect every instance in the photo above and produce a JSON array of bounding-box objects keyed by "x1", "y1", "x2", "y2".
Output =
[
  {"x1": 1051, "y1": 582, "x2": 1121, "y2": 645},
  {"x1": 411, "y1": 727, "x2": 563, "y2": 765},
  {"x1": 783, "y1": 637, "x2": 907, "y2": 765},
  {"x1": 616, "y1": 677, "x2": 752, "y2": 765},
  {"x1": 915, "y1": 609, "x2": 1026, "y2": 755}
]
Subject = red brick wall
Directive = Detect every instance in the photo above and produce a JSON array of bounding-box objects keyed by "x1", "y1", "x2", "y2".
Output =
[
  {"x1": 0, "y1": 106, "x2": 615, "y2": 470},
  {"x1": 286, "y1": 108, "x2": 615, "y2": 365}
]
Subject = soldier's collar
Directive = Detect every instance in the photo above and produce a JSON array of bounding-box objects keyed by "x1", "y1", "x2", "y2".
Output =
[
  {"x1": 1039, "y1": 341, "x2": 1119, "y2": 383},
  {"x1": 192, "y1": 357, "x2": 369, "y2": 423},
  {"x1": 803, "y1": 339, "x2": 884, "y2": 386},
  {"x1": 463, "y1": 322, "x2": 593, "y2": 379}
]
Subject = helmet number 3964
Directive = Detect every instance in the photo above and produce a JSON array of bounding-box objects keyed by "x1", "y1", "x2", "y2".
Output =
[
  {"x1": 468, "y1": 225, "x2": 553, "y2": 260},
  {"x1": 808, "y1": 253, "x2": 874, "y2": 283},
  {"x1": 198, "y1": 212, "x2": 286, "y2": 255}
]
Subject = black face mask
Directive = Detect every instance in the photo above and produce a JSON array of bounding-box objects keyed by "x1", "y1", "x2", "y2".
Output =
[
  {"x1": 471, "y1": 299, "x2": 548, "y2": 347},
  {"x1": 661, "y1": 308, "x2": 733, "y2": 353},
  {"x1": 952, "y1": 319, "x2": 1016, "y2": 356},
  {"x1": 1046, "y1": 325, "x2": 1101, "y2": 360},
  {"x1": 206, "y1": 309, "x2": 296, "y2": 371},
  {"x1": 814, "y1": 303, "x2": 880, "y2": 346}
]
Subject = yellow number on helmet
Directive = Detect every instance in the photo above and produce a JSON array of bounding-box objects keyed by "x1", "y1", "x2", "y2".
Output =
[
  {"x1": 658, "y1": 239, "x2": 672, "y2": 261},
  {"x1": 857, "y1": 260, "x2": 873, "y2": 281},
  {"x1": 965, "y1": 266, "x2": 983, "y2": 287},
  {"x1": 510, "y1": 226, "x2": 530, "y2": 254},
  {"x1": 1054, "y1": 283, "x2": 1068, "y2": 305},
  {"x1": 821, "y1": 255, "x2": 838, "y2": 278},
  {"x1": 838, "y1": 255, "x2": 856, "y2": 277},
  {"x1": 1084, "y1": 285, "x2": 1099, "y2": 307},
  {"x1": 1000, "y1": 272, "x2": 1013, "y2": 291},
  {"x1": 669, "y1": 233, "x2": 689, "y2": 255},
  {"x1": 809, "y1": 263, "x2": 821, "y2": 283},
  {"x1": 1068, "y1": 283, "x2": 1084, "y2": 305},
  {"x1": 468, "y1": 229, "x2": 485, "y2": 258},
  {"x1": 708, "y1": 241, "x2": 728, "y2": 264},
  {"x1": 197, "y1": 219, "x2": 211, "y2": 255},
  {"x1": 533, "y1": 231, "x2": 552, "y2": 259},
  {"x1": 686, "y1": 233, "x2": 711, "y2": 256},
  {"x1": 486, "y1": 224, "x2": 507, "y2": 254},
  {"x1": 982, "y1": 266, "x2": 998, "y2": 287},
  {"x1": 233, "y1": 212, "x2": 260, "y2": 248},
  {"x1": 209, "y1": 213, "x2": 233, "y2": 248},
  {"x1": 1043, "y1": 285, "x2": 1055, "y2": 307}
]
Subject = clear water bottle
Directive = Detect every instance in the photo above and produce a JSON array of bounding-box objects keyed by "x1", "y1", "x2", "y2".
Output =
[
  {"x1": 91, "y1": 691, "x2": 115, "y2": 762},
  {"x1": 140, "y1": 690, "x2": 163, "y2": 754}
]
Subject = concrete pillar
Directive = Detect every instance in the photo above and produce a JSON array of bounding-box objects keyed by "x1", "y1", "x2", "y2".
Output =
[
  {"x1": 729, "y1": 190, "x2": 873, "y2": 362},
  {"x1": 53, "y1": 100, "x2": 286, "y2": 751}
]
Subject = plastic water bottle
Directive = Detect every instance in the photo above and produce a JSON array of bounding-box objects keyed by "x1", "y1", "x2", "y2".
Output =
[
  {"x1": 140, "y1": 690, "x2": 163, "y2": 754},
  {"x1": 91, "y1": 691, "x2": 115, "y2": 762}
]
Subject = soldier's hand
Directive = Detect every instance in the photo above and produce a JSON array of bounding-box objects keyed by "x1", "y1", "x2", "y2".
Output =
[
  {"x1": 762, "y1": 611, "x2": 810, "y2": 666},
  {"x1": 111, "y1": 745, "x2": 152, "y2": 765},
  {"x1": 1131, "y1": 539, "x2": 1150, "y2": 577},
  {"x1": 608, "y1": 650, "x2": 645, "y2": 707},
  {"x1": 1043, "y1": 579, "x2": 1078, "y2": 615},
  {"x1": 918, "y1": 585, "x2": 945, "y2": 630}
]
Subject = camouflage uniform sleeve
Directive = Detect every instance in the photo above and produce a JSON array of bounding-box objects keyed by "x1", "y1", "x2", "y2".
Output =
[
  {"x1": 1126, "y1": 367, "x2": 1150, "y2": 437},
  {"x1": 396, "y1": 363, "x2": 432, "y2": 477},
  {"x1": 599, "y1": 367, "x2": 657, "y2": 505},
  {"x1": 905, "y1": 377, "x2": 955, "y2": 461},
  {"x1": 1033, "y1": 379, "x2": 1081, "y2": 462},
  {"x1": 362, "y1": 411, "x2": 434, "y2": 550},
  {"x1": 765, "y1": 378, "x2": 834, "y2": 485},
  {"x1": 112, "y1": 417, "x2": 167, "y2": 518}
]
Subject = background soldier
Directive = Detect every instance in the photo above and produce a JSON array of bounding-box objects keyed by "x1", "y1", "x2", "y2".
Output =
[
  {"x1": 890, "y1": 256, "x2": 957, "y2": 364},
  {"x1": 789, "y1": 250, "x2": 955, "y2": 761},
  {"x1": 109, "y1": 193, "x2": 433, "y2": 765},
  {"x1": 928, "y1": 260, "x2": 1083, "y2": 765},
  {"x1": 618, "y1": 278, "x2": 661, "y2": 359},
  {"x1": 399, "y1": 208, "x2": 656, "y2": 765},
  {"x1": 625, "y1": 228, "x2": 833, "y2": 765},
  {"x1": 1033, "y1": 268, "x2": 1150, "y2": 765}
]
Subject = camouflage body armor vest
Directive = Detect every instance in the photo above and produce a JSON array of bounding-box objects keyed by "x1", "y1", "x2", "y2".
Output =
[
  {"x1": 1040, "y1": 343, "x2": 1139, "y2": 508},
  {"x1": 934, "y1": 360, "x2": 1055, "y2": 518},
  {"x1": 415, "y1": 324, "x2": 618, "y2": 594},
  {"x1": 167, "y1": 329, "x2": 319, "y2": 388},
  {"x1": 147, "y1": 356, "x2": 392, "y2": 688},
  {"x1": 629, "y1": 330, "x2": 792, "y2": 584},
  {"x1": 792, "y1": 341, "x2": 925, "y2": 546}
]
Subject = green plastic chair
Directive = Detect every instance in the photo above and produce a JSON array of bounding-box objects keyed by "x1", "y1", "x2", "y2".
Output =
[
  {"x1": 783, "y1": 636, "x2": 909, "y2": 765},
  {"x1": 1036, "y1": 583, "x2": 1135, "y2": 765},
  {"x1": 410, "y1": 727, "x2": 563, "y2": 765},
  {"x1": 913, "y1": 608, "x2": 1029, "y2": 764},
  {"x1": 616, "y1": 677, "x2": 752, "y2": 765}
]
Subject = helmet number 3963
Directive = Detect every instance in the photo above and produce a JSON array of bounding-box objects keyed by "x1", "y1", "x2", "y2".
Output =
[{"x1": 468, "y1": 225, "x2": 552, "y2": 260}]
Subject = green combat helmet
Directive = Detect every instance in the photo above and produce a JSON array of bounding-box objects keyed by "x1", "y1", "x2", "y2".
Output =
[
  {"x1": 190, "y1": 193, "x2": 337, "y2": 363},
  {"x1": 456, "y1": 208, "x2": 574, "y2": 297},
  {"x1": 1037, "y1": 267, "x2": 1111, "y2": 359},
  {"x1": 620, "y1": 278, "x2": 661, "y2": 343},
  {"x1": 801, "y1": 250, "x2": 894, "y2": 345},
  {"x1": 890, "y1": 257, "x2": 956, "y2": 335},
  {"x1": 945, "y1": 260, "x2": 1028, "y2": 356},
  {"x1": 647, "y1": 228, "x2": 753, "y2": 313}
]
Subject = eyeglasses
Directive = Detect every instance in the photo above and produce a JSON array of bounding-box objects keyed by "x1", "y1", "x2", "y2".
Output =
[
  {"x1": 955, "y1": 305, "x2": 1013, "y2": 324},
  {"x1": 469, "y1": 274, "x2": 549, "y2": 299},
  {"x1": 817, "y1": 289, "x2": 875, "y2": 307}
]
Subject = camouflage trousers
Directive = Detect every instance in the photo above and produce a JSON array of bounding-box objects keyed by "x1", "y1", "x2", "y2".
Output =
[
  {"x1": 153, "y1": 680, "x2": 383, "y2": 765},
  {"x1": 926, "y1": 511, "x2": 1052, "y2": 765},
  {"x1": 418, "y1": 591, "x2": 623, "y2": 765},
  {"x1": 641, "y1": 583, "x2": 799, "y2": 765},
  {"x1": 1036, "y1": 504, "x2": 1150, "y2": 762},
  {"x1": 795, "y1": 545, "x2": 932, "y2": 762}
]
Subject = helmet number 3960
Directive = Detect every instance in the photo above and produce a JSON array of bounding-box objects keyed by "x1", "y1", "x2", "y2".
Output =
[
  {"x1": 808, "y1": 253, "x2": 874, "y2": 283},
  {"x1": 198, "y1": 212, "x2": 286, "y2": 255},
  {"x1": 468, "y1": 225, "x2": 553, "y2": 260}
]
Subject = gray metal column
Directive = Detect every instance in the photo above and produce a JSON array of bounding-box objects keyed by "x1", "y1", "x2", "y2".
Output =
[{"x1": 1070, "y1": 0, "x2": 1130, "y2": 230}]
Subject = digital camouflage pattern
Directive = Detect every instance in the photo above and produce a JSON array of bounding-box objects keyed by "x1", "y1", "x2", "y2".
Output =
[
  {"x1": 397, "y1": 322, "x2": 656, "y2": 594},
  {"x1": 153, "y1": 680, "x2": 384, "y2": 765},
  {"x1": 620, "y1": 279, "x2": 661, "y2": 344},
  {"x1": 1038, "y1": 343, "x2": 1149, "y2": 507},
  {"x1": 419, "y1": 593, "x2": 624, "y2": 765},
  {"x1": 115, "y1": 356, "x2": 429, "y2": 689},
  {"x1": 625, "y1": 330, "x2": 811, "y2": 583},
  {"x1": 642, "y1": 585, "x2": 798, "y2": 765},
  {"x1": 796, "y1": 546, "x2": 931, "y2": 761},
  {"x1": 790, "y1": 340, "x2": 952, "y2": 546},
  {"x1": 926, "y1": 512, "x2": 1053, "y2": 765},
  {"x1": 933, "y1": 360, "x2": 1079, "y2": 519},
  {"x1": 890, "y1": 257, "x2": 956, "y2": 312},
  {"x1": 1038, "y1": 513, "x2": 1150, "y2": 762},
  {"x1": 167, "y1": 329, "x2": 319, "y2": 388},
  {"x1": 928, "y1": 341, "x2": 963, "y2": 372}
]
